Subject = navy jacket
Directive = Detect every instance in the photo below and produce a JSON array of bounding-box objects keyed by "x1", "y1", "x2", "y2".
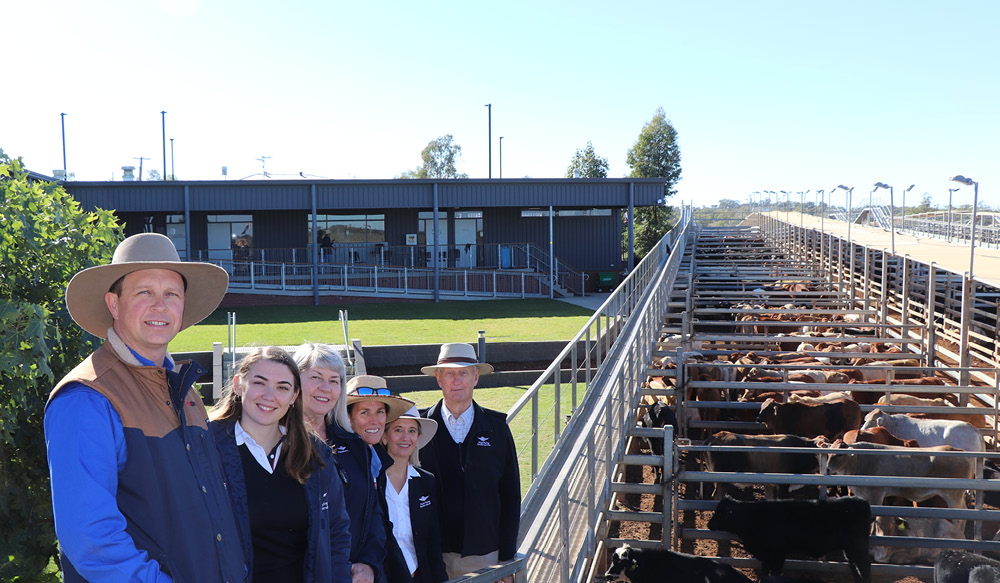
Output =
[
  {"x1": 325, "y1": 422, "x2": 387, "y2": 578},
  {"x1": 377, "y1": 459, "x2": 449, "y2": 583},
  {"x1": 419, "y1": 401, "x2": 521, "y2": 560},
  {"x1": 212, "y1": 420, "x2": 353, "y2": 583}
]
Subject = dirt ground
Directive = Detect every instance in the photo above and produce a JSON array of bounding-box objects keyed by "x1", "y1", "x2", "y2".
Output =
[{"x1": 603, "y1": 451, "x2": 932, "y2": 583}]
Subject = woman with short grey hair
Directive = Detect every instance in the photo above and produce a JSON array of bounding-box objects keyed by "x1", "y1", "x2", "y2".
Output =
[{"x1": 294, "y1": 343, "x2": 385, "y2": 583}]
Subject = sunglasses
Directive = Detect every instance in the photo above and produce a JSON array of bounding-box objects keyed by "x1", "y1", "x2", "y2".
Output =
[{"x1": 354, "y1": 387, "x2": 391, "y2": 396}]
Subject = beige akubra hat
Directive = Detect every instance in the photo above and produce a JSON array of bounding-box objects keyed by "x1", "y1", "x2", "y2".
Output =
[
  {"x1": 65, "y1": 232, "x2": 229, "y2": 339},
  {"x1": 345, "y1": 375, "x2": 415, "y2": 424},
  {"x1": 420, "y1": 342, "x2": 494, "y2": 376}
]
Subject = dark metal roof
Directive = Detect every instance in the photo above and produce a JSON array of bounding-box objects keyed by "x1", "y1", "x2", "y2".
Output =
[{"x1": 64, "y1": 178, "x2": 668, "y2": 213}]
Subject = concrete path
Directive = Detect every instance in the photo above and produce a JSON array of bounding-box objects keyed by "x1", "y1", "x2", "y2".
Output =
[{"x1": 760, "y1": 212, "x2": 1000, "y2": 287}]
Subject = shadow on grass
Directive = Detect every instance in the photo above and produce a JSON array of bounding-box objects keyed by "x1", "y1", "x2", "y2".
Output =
[{"x1": 202, "y1": 298, "x2": 593, "y2": 325}]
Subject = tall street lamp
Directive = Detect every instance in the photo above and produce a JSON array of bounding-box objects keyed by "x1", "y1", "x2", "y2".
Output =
[
  {"x1": 798, "y1": 190, "x2": 809, "y2": 230},
  {"x1": 484, "y1": 103, "x2": 492, "y2": 178},
  {"x1": 901, "y1": 184, "x2": 914, "y2": 232},
  {"x1": 948, "y1": 187, "x2": 960, "y2": 242},
  {"x1": 951, "y1": 174, "x2": 979, "y2": 387},
  {"x1": 874, "y1": 182, "x2": 894, "y2": 254},
  {"x1": 951, "y1": 175, "x2": 980, "y2": 278},
  {"x1": 60, "y1": 112, "x2": 68, "y2": 178},
  {"x1": 836, "y1": 184, "x2": 855, "y2": 302},
  {"x1": 160, "y1": 111, "x2": 167, "y2": 180},
  {"x1": 169, "y1": 138, "x2": 175, "y2": 180},
  {"x1": 499, "y1": 136, "x2": 504, "y2": 179}
]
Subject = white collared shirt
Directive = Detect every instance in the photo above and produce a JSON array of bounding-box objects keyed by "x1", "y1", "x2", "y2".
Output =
[
  {"x1": 235, "y1": 421, "x2": 286, "y2": 474},
  {"x1": 384, "y1": 465, "x2": 421, "y2": 575},
  {"x1": 441, "y1": 404, "x2": 474, "y2": 444}
]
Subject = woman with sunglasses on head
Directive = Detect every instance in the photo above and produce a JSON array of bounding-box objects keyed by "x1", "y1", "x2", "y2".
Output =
[
  {"x1": 294, "y1": 344, "x2": 392, "y2": 583},
  {"x1": 344, "y1": 375, "x2": 416, "y2": 583},
  {"x1": 209, "y1": 346, "x2": 352, "y2": 583},
  {"x1": 378, "y1": 406, "x2": 449, "y2": 583}
]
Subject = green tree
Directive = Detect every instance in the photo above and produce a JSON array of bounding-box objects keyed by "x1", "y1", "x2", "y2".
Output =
[
  {"x1": 565, "y1": 141, "x2": 609, "y2": 178},
  {"x1": 146, "y1": 169, "x2": 161, "y2": 181},
  {"x1": 0, "y1": 151, "x2": 122, "y2": 581},
  {"x1": 914, "y1": 193, "x2": 934, "y2": 214},
  {"x1": 625, "y1": 107, "x2": 682, "y2": 260},
  {"x1": 397, "y1": 134, "x2": 469, "y2": 179}
]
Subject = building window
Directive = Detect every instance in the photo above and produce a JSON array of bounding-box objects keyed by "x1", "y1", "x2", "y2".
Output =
[
  {"x1": 520, "y1": 208, "x2": 612, "y2": 217},
  {"x1": 315, "y1": 214, "x2": 385, "y2": 246},
  {"x1": 166, "y1": 215, "x2": 186, "y2": 256},
  {"x1": 207, "y1": 214, "x2": 254, "y2": 249}
]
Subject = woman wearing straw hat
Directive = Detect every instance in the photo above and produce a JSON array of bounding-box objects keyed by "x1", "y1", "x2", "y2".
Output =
[
  {"x1": 342, "y1": 374, "x2": 414, "y2": 583},
  {"x1": 294, "y1": 345, "x2": 389, "y2": 583},
  {"x1": 210, "y1": 346, "x2": 352, "y2": 583},
  {"x1": 378, "y1": 407, "x2": 449, "y2": 583}
]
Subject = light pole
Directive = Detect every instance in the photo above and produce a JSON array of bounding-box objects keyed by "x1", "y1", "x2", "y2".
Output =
[
  {"x1": 948, "y1": 187, "x2": 960, "y2": 242},
  {"x1": 901, "y1": 184, "x2": 914, "y2": 232},
  {"x1": 484, "y1": 103, "x2": 491, "y2": 178},
  {"x1": 160, "y1": 111, "x2": 167, "y2": 180},
  {"x1": 169, "y1": 138, "x2": 175, "y2": 180},
  {"x1": 874, "y1": 182, "x2": 894, "y2": 254},
  {"x1": 836, "y1": 184, "x2": 855, "y2": 302},
  {"x1": 951, "y1": 175, "x2": 980, "y2": 278},
  {"x1": 798, "y1": 190, "x2": 809, "y2": 230},
  {"x1": 951, "y1": 174, "x2": 979, "y2": 388},
  {"x1": 499, "y1": 136, "x2": 504, "y2": 179},
  {"x1": 60, "y1": 112, "x2": 67, "y2": 178},
  {"x1": 134, "y1": 157, "x2": 150, "y2": 181},
  {"x1": 780, "y1": 190, "x2": 790, "y2": 223}
]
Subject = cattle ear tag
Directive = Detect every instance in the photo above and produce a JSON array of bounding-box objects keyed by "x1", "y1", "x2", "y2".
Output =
[{"x1": 897, "y1": 518, "x2": 907, "y2": 532}]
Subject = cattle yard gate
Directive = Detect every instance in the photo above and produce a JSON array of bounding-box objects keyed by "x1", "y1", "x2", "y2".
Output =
[{"x1": 512, "y1": 212, "x2": 1000, "y2": 583}]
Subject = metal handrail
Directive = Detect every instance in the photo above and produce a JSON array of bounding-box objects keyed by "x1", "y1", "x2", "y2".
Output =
[{"x1": 511, "y1": 206, "x2": 692, "y2": 583}]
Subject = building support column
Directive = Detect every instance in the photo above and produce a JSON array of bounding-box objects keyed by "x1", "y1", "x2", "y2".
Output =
[
  {"x1": 183, "y1": 185, "x2": 191, "y2": 261},
  {"x1": 627, "y1": 183, "x2": 635, "y2": 272},
  {"x1": 311, "y1": 184, "x2": 319, "y2": 306},
  {"x1": 433, "y1": 183, "x2": 440, "y2": 302}
]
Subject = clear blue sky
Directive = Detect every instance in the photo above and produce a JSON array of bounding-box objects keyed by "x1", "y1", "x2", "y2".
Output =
[{"x1": 4, "y1": 1, "x2": 996, "y2": 209}]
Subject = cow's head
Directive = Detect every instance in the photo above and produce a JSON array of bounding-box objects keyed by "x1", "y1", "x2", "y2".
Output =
[
  {"x1": 755, "y1": 398, "x2": 778, "y2": 426},
  {"x1": 860, "y1": 408, "x2": 886, "y2": 431},
  {"x1": 604, "y1": 545, "x2": 637, "y2": 581},
  {"x1": 872, "y1": 516, "x2": 964, "y2": 564}
]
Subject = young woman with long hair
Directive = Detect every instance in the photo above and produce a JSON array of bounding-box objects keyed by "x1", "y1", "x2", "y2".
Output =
[{"x1": 210, "y1": 346, "x2": 352, "y2": 583}]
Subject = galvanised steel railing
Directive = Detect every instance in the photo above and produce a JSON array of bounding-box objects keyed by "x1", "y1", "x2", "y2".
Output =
[{"x1": 509, "y1": 206, "x2": 692, "y2": 583}]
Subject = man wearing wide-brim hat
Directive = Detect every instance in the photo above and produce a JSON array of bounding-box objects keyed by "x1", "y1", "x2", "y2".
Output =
[
  {"x1": 44, "y1": 233, "x2": 246, "y2": 583},
  {"x1": 417, "y1": 343, "x2": 520, "y2": 582}
]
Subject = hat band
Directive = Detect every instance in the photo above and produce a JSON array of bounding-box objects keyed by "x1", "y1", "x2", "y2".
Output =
[{"x1": 438, "y1": 356, "x2": 478, "y2": 365}]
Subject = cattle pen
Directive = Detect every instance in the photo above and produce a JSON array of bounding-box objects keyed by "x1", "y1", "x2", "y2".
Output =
[{"x1": 510, "y1": 210, "x2": 1000, "y2": 583}]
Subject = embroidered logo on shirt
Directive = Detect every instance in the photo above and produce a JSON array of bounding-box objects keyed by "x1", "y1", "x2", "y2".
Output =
[
  {"x1": 476, "y1": 436, "x2": 491, "y2": 447},
  {"x1": 419, "y1": 495, "x2": 431, "y2": 508},
  {"x1": 335, "y1": 445, "x2": 349, "y2": 454}
]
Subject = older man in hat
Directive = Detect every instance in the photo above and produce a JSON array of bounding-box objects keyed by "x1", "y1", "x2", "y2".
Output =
[
  {"x1": 44, "y1": 233, "x2": 245, "y2": 583},
  {"x1": 418, "y1": 343, "x2": 520, "y2": 582}
]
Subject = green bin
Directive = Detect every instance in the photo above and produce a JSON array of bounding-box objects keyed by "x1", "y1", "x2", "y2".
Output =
[{"x1": 596, "y1": 271, "x2": 615, "y2": 292}]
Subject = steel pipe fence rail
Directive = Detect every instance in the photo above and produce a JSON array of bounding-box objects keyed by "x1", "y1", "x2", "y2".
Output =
[{"x1": 512, "y1": 208, "x2": 692, "y2": 583}]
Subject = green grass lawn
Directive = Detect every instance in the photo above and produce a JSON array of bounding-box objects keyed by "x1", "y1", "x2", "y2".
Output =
[{"x1": 172, "y1": 298, "x2": 596, "y2": 352}]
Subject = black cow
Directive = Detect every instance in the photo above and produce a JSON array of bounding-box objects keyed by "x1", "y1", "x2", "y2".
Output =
[
  {"x1": 706, "y1": 496, "x2": 871, "y2": 583},
  {"x1": 934, "y1": 550, "x2": 1000, "y2": 583},
  {"x1": 603, "y1": 545, "x2": 751, "y2": 583},
  {"x1": 702, "y1": 431, "x2": 820, "y2": 499},
  {"x1": 639, "y1": 401, "x2": 677, "y2": 482},
  {"x1": 640, "y1": 400, "x2": 678, "y2": 456}
]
